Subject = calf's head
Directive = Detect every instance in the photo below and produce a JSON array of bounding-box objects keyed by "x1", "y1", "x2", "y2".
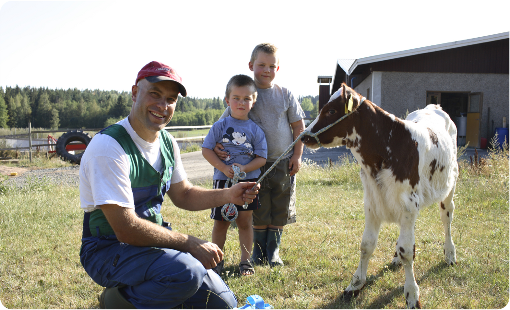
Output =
[{"x1": 302, "y1": 83, "x2": 364, "y2": 149}]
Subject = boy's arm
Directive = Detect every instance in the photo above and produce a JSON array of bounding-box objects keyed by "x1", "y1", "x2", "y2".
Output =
[
  {"x1": 289, "y1": 119, "x2": 305, "y2": 176},
  {"x1": 213, "y1": 143, "x2": 229, "y2": 160},
  {"x1": 234, "y1": 155, "x2": 266, "y2": 174},
  {"x1": 202, "y1": 147, "x2": 234, "y2": 178},
  {"x1": 213, "y1": 108, "x2": 231, "y2": 159}
]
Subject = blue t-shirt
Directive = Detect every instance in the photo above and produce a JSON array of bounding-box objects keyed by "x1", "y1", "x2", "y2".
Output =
[{"x1": 203, "y1": 116, "x2": 267, "y2": 180}]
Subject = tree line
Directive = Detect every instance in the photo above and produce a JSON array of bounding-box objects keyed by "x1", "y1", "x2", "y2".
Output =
[{"x1": 0, "y1": 85, "x2": 319, "y2": 129}]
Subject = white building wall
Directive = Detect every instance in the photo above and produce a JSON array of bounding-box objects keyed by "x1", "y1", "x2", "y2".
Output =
[
  {"x1": 379, "y1": 72, "x2": 509, "y2": 139},
  {"x1": 354, "y1": 72, "x2": 382, "y2": 107}
]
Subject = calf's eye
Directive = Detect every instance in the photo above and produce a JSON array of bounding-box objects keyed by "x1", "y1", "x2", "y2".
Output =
[{"x1": 328, "y1": 109, "x2": 336, "y2": 115}]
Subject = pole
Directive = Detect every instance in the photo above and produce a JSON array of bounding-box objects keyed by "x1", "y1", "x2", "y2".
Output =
[{"x1": 29, "y1": 121, "x2": 32, "y2": 163}]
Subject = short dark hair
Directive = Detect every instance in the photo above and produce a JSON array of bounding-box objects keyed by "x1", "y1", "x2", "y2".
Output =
[
  {"x1": 250, "y1": 43, "x2": 278, "y2": 64},
  {"x1": 225, "y1": 74, "x2": 257, "y2": 100}
]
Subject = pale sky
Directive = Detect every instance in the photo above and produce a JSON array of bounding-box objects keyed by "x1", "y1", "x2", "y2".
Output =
[{"x1": 0, "y1": 0, "x2": 507, "y2": 99}]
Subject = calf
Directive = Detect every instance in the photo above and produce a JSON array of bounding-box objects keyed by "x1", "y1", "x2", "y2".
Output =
[{"x1": 302, "y1": 83, "x2": 458, "y2": 308}]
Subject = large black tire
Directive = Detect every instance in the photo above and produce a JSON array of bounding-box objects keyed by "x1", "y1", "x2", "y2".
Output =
[{"x1": 56, "y1": 130, "x2": 92, "y2": 164}]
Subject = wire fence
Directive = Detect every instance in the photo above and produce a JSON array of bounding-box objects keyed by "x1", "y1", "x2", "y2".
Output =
[{"x1": 0, "y1": 122, "x2": 211, "y2": 162}]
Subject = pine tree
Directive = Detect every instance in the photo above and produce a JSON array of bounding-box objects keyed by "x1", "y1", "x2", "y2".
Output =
[
  {"x1": 36, "y1": 92, "x2": 53, "y2": 128},
  {"x1": 19, "y1": 94, "x2": 32, "y2": 126},
  {"x1": 0, "y1": 95, "x2": 8, "y2": 128},
  {"x1": 111, "y1": 95, "x2": 129, "y2": 118},
  {"x1": 50, "y1": 108, "x2": 60, "y2": 129},
  {"x1": 7, "y1": 96, "x2": 18, "y2": 128}
]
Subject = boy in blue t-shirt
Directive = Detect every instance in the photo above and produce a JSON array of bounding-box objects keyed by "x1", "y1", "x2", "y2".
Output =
[
  {"x1": 215, "y1": 43, "x2": 305, "y2": 268},
  {"x1": 202, "y1": 74, "x2": 267, "y2": 276}
]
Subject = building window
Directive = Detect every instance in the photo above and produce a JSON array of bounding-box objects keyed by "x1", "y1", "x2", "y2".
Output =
[{"x1": 427, "y1": 92, "x2": 441, "y2": 105}]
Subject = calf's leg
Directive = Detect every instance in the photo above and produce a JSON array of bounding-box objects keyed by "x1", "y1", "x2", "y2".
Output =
[
  {"x1": 440, "y1": 184, "x2": 456, "y2": 266},
  {"x1": 398, "y1": 212, "x2": 421, "y2": 309},
  {"x1": 344, "y1": 210, "x2": 381, "y2": 299}
]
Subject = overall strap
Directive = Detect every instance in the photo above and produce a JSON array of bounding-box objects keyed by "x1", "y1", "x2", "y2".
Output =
[{"x1": 84, "y1": 124, "x2": 175, "y2": 238}]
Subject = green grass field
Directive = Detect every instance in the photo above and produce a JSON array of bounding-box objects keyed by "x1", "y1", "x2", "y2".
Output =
[{"x1": 0, "y1": 147, "x2": 508, "y2": 309}]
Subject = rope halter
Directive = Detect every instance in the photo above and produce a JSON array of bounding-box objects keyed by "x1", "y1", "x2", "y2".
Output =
[
  {"x1": 250, "y1": 94, "x2": 366, "y2": 191},
  {"x1": 306, "y1": 95, "x2": 366, "y2": 148}
]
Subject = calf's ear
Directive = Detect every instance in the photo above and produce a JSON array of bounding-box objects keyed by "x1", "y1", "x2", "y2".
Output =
[{"x1": 346, "y1": 95, "x2": 354, "y2": 113}]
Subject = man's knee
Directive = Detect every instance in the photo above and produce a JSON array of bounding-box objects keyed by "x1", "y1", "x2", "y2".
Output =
[{"x1": 157, "y1": 251, "x2": 207, "y2": 293}]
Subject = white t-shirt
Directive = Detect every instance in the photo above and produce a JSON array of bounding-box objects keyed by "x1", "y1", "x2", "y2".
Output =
[{"x1": 79, "y1": 118, "x2": 186, "y2": 213}]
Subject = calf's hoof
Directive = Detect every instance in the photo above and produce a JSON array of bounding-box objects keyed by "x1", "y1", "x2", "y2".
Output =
[
  {"x1": 444, "y1": 250, "x2": 457, "y2": 266},
  {"x1": 342, "y1": 285, "x2": 364, "y2": 301},
  {"x1": 405, "y1": 292, "x2": 421, "y2": 309}
]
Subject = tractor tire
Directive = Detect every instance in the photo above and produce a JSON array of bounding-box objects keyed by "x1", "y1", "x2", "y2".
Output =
[{"x1": 56, "y1": 130, "x2": 92, "y2": 165}]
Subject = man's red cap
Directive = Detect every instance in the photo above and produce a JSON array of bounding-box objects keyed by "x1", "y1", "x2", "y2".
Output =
[{"x1": 136, "y1": 61, "x2": 187, "y2": 97}]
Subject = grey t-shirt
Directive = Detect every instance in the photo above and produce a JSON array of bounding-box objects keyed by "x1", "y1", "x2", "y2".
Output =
[{"x1": 220, "y1": 84, "x2": 305, "y2": 161}]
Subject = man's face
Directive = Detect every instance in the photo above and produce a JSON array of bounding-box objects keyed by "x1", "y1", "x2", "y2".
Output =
[
  {"x1": 249, "y1": 52, "x2": 279, "y2": 89},
  {"x1": 130, "y1": 79, "x2": 179, "y2": 142}
]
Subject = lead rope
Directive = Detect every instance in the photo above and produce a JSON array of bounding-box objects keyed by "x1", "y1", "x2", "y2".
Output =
[
  {"x1": 221, "y1": 165, "x2": 247, "y2": 222},
  {"x1": 250, "y1": 96, "x2": 366, "y2": 192}
]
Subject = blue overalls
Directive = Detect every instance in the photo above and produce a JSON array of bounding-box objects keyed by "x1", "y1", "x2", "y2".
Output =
[{"x1": 79, "y1": 124, "x2": 236, "y2": 309}]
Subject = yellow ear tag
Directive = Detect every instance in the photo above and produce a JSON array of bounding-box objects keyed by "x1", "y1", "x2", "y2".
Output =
[{"x1": 347, "y1": 95, "x2": 354, "y2": 112}]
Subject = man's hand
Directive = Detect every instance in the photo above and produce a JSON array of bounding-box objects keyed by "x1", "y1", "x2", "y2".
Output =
[
  {"x1": 229, "y1": 181, "x2": 260, "y2": 206},
  {"x1": 186, "y1": 235, "x2": 224, "y2": 269},
  {"x1": 101, "y1": 204, "x2": 225, "y2": 269},
  {"x1": 213, "y1": 143, "x2": 228, "y2": 160}
]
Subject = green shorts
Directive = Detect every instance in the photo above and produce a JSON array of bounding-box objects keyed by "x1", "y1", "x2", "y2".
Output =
[{"x1": 253, "y1": 158, "x2": 297, "y2": 226}]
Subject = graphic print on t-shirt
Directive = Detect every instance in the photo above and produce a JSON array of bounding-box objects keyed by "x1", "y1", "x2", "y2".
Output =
[{"x1": 221, "y1": 127, "x2": 254, "y2": 164}]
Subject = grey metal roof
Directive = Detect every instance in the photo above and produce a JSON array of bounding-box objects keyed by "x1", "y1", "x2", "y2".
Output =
[
  {"x1": 337, "y1": 59, "x2": 356, "y2": 73},
  {"x1": 338, "y1": 32, "x2": 509, "y2": 76}
]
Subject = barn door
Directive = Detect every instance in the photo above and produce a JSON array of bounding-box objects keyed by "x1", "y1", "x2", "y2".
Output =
[{"x1": 466, "y1": 93, "x2": 483, "y2": 148}]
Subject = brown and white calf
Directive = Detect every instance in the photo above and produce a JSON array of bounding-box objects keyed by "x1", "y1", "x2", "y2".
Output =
[{"x1": 302, "y1": 83, "x2": 458, "y2": 308}]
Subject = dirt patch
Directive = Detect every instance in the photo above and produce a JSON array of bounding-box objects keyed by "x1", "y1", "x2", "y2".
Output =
[
  {"x1": 0, "y1": 162, "x2": 30, "y2": 177},
  {"x1": 180, "y1": 151, "x2": 214, "y2": 183}
]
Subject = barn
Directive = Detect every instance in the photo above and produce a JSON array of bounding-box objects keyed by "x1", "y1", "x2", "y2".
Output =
[{"x1": 319, "y1": 32, "x2": 509, "y2": 148}]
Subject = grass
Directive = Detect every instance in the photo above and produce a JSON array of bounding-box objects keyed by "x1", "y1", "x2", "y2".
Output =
[
  {"x1": 0, "y1": 146, "x2": 508, "y2": 309},
  {"x1": 168, "y1": 128, "x2": 210, "y2": 138}
]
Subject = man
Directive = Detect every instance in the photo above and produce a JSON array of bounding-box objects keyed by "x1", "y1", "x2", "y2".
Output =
[{"x1": 79, "y1": 61, "x2": 259, "y2": 309}]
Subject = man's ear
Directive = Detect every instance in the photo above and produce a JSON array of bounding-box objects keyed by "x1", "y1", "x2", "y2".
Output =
[
  {"x1": 131, "y1": 85, "x2": 138, "y2": 102},
  {"x1": 248, "y1": 62, "x2": 254, "y2": 71}
]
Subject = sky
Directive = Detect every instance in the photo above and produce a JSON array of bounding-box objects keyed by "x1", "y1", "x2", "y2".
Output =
[{"x1": 0, "y1": 0, "x2": 507, "y2": 99}]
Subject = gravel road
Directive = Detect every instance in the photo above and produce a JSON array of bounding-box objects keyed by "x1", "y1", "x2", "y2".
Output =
[{"x1": 2, "y1": 146, "x2": 486, "y2": 189}]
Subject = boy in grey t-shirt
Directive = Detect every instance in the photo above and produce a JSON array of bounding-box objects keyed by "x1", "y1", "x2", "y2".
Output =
[
  {"x1": 216, "y1": 43, "x2": 305, "y2": 267},
  {"x1": 203, "y1": 75, "x2": 267, "y2": 276}
]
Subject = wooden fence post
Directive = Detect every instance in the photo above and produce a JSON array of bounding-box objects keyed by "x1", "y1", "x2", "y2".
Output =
[{"x1": 29, "y1": 121, "x2": 32, "y2": 163}]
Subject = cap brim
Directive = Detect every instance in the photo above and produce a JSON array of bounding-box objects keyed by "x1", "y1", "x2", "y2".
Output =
[{"x1": 145, "y1": 76, "x2": 187, "y2": 97}]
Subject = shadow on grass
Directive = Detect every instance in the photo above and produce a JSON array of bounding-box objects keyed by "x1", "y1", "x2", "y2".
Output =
[
  {"x1": 219, "y1": 263, "x2": 246, "y2": 279},
  {"x1": 322, "y1": 261, "x2": 451, "y2": 308}
]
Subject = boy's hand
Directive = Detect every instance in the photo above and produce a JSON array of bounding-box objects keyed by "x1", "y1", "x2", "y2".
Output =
[
  {"x1": 221, "y1": 165, "x2": 235, "y2": 179},
  {"x1": 289, "y1": 154, "x2": 302, "y2": 176},
  {"x1": 214, "y1": 143, "x2": 228, "y2": 160},
  {"x1": 289, "y1": 119, "x2": 305, "y2": 176},
  {"x1": 232, "y1": 163, "x2": 246, "y2": 173}
]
